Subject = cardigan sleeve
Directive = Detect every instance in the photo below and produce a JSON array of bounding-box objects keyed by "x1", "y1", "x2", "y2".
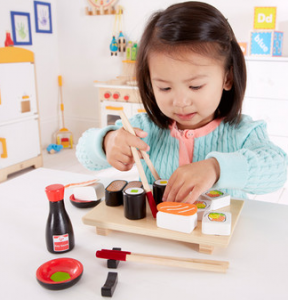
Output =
[
  {"x1": 76, "y1": 125, "x2": 119, "y2": 170},
  {"x1": 206, "y1": 118, "x2": 288, "y2": 194},
  {"x1": 75, "y1": 113, "x2": 152, "y2": 171}
]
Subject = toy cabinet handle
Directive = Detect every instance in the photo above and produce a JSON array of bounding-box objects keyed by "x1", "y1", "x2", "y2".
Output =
[
  {"x1": 105, "y1": 106, "x2": 123, "y2": 111},
  {"x1": 0, "y1": 138, "x2": 8, "y2": 158}
]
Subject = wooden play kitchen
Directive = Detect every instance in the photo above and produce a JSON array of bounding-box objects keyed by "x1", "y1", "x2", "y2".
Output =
[{"x1": 82, "y1": 198, "x2": 244, "y2": 255}]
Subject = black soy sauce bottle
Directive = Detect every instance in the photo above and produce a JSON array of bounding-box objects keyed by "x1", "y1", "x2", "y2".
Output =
[{"x1": 45, "y1": 184, "x2": 74, "y2": 253}]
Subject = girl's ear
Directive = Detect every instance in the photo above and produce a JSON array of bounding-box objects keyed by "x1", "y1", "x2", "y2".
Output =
[{"x1": 223, "y1": 66, "x2": 233, "y2": 91}]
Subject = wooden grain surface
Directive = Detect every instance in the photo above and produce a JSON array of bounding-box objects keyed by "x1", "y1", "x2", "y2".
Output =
[{"x1": 82, "y1": 199, "x2": 244, "y2": 250}]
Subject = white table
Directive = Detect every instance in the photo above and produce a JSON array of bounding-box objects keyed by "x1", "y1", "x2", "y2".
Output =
[{"x1": 1, "y1": 168, "x2": 288, "y2": 300}]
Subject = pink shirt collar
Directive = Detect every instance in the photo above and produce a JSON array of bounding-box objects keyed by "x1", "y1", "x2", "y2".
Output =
[
  {"x1": 169, "y1": 118, "x2": 223, "y2": 139},
  {"x1": 169, "y1": 118, "x2": 223, "y2": 165}
]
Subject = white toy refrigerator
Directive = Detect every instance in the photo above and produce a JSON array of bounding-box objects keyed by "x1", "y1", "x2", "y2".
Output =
[{"x1": 0, "y1": 47, "x2": 42, "y2": 182}]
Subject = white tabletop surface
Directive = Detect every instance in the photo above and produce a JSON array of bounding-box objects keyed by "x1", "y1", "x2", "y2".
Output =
[{"x1": 1, "y1": 168, "x2": 288, "y2": 300}]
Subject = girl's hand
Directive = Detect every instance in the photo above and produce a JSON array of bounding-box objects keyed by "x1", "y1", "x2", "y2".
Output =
[
  {"x1": 103, "y1": 127, "x2": 149, "y2": 171},
  {"x1": 162, "y1": 158, "x2": 220, "y2": 204}
]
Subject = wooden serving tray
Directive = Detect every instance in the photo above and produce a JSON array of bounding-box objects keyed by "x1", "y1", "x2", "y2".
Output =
[{"x1": 82, "y1": 199, "x2": 244, "y2": 254}]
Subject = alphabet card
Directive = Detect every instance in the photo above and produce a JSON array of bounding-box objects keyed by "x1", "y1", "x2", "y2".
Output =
[
  {"x1": 250, "y1": 31, "x2": 283, "y2": 56},
  {"x1": 254, "y1": 7, "x2": 277, "y2": 30}
]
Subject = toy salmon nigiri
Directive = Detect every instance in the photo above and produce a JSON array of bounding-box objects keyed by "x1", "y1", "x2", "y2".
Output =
[{"x1": 156, "y1": 202, "x2": 198, "y2": 234}]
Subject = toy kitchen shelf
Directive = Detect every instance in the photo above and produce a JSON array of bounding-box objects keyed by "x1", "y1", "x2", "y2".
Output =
[
  {"x1": 0, "y1": 47, "x2": 42, "y2": 182},
  {"x1": 243, "y1": 56, "x2": 288, "y2": 155}
]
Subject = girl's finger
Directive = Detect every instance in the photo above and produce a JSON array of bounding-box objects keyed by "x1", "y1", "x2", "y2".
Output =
[
  {"x1": 183, "y1": 185, "x2": 203, "y2": 204},
  {"x1": 165, "y1": 179, "x2": 185, "y2": 202},
  {"x1": 134, "y1": 128, "x2": 148, "y2": 138},
  {"x1": 113, "y1": 160, "x2": 134, "y2": 172}
]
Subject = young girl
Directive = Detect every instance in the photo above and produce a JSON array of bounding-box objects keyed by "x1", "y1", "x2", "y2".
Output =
[{"x1": 76, "y1": 1, "x2": 287, "y2": 203}]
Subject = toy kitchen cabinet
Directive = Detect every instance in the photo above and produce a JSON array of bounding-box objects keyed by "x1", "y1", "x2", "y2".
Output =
[
  {"x1": 96, "y1": 82, "x2": 144, "y2": 127},
  {"x1": 0, "y1": 47, "x2": 42, "y2": 182},
  {"x1": 243, "y1": 56, "x2": 288, "y2": 156}
]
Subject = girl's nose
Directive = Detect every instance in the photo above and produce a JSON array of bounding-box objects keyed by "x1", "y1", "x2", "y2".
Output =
[{"x1": 172, "y1": 91, "x2": 191, "y2": 107}]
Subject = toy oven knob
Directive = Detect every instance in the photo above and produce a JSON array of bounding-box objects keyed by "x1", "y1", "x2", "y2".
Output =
[
  {"x1": 104, "y1": 92, "x2": 111, "y2": 99},
  {"x1": 113, "y1": 92, "x2": 120, "y2": 100}
]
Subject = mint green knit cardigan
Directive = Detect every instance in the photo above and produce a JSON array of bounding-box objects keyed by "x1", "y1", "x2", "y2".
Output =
[{"x1": 76, "y1": 114, "x2": 287, "y2": 199}]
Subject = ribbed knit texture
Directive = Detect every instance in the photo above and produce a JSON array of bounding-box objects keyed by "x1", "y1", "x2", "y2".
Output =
[{"x1": 76, "y1": 113, "x2": 287, "y2": 199}]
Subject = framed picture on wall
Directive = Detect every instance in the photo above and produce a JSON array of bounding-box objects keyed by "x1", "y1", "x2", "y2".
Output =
[
  {"x1": 10, "y1": 12, "x2": 32, "y2": 45},
  {"x1": 34, "y1": 1, "x2": 52, "y2": 33}
]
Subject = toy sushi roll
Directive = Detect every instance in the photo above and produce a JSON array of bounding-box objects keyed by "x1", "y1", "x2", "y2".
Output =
[
  {"x1": 123, "y1": 187, "x2": 146, "y2": 220},
  {"x1": 194, "y1": 199, "x2": 211, "y2": 220},
  {"x1": 153, "y1": 179, "x2": 168, "y2": 205},
  {"x1": 105, "y1": 180, "x2": 128, "y2": 206},
  {"x1": 202, "y1": 211, "x2": 232, "y2": 236},
  {"x1": 200, "y1": 189, "x2": 231, "y2": 210},
  {"x1": 124, "y1": 181, "x2": 143, "y2": 191}
]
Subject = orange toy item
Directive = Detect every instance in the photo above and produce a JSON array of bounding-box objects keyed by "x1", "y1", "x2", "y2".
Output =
[
  {"x1": 56, "y1": 76, "x2": 73, "y2": 148},
  {"x1": 156, "y1": 202, "x2": 198, "y2": 233},
  {"x1": 157, "y1": 202, "x2": 197, "y2": 216}
]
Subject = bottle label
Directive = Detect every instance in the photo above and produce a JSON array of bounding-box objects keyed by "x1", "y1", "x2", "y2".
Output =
[{"x1": 53, "y1": 234, "x2": 69, "y2": 252}]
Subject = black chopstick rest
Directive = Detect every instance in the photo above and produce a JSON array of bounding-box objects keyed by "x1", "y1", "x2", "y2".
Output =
[{"x1": 101, "y1": 272, "x2": 118, "y2": 297}]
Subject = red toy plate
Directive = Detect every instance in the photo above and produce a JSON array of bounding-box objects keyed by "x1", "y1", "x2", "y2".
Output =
[{"x1": 36, "y1": 258, "x2": 83, "y2": 290}]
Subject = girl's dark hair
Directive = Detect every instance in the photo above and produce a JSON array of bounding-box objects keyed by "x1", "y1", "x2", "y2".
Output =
[{"x1": 136, "y1": 1, "x2": 246, "y2": 128}]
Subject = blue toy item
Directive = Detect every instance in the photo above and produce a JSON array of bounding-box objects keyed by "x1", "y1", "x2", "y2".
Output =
[
  {"x1": 46, "y1": 144, "x2": 63, "y2": 154},
  {"x1": 118, "y1": 31, "x2": 126, "y2": 52},
  {"x1": 250, "y1": 30, "x2": 283, "y2": 56},
  {"x1": 110, "y1": 36, "x2": 118, "y2": 56}
]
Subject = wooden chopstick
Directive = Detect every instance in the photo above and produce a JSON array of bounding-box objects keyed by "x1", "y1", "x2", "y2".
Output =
[
  {"x1": 119, "y1": 110, "x2": 160, "y2": 181},
  {"x1": 119, "y1": 110, "x2": 158, "y2": 218},
  {"x1": 135, "y1": 252, "x2": 230, "y2": 268},
  {"x1": 96, "y1": 249, "x2": 229, "y2": 273},
  {"x1": 128, "y1": 253, "x2": 229, "y2": 273}
]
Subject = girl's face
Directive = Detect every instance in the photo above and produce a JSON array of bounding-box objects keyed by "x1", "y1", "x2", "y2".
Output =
[{"x1": 148, "y1": 50, "x2": 232, "y2": 130}]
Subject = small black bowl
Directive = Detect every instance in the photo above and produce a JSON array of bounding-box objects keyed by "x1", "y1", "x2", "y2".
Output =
[
  {"x1": 70, "y1": 194, "x2": 101, "y2": 208},
  {"x1": 36, "y1": 258, "x2": 83, "y2": 290}
]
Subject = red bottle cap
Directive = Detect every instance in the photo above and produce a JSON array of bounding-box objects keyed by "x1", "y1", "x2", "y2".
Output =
[{"x1": 45, "y1": 184, "x2": 64, "y2": 202}]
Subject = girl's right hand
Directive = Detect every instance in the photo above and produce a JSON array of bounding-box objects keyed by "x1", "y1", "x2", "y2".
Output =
[{"x1": 103, "y1": 127, "x2": 149, "y2": 171}]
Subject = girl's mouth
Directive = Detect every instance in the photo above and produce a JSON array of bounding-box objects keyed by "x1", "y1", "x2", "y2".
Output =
[{"x1": 175, "y1": 113, "x2": 196, "y2": 121}]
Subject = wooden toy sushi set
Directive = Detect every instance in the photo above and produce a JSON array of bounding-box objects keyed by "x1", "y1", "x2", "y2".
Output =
[
  {"x1": 82, "y1": 184, "x2": 244, "y2": 255},
  {"x1": 82, "y1": 111, "x2": 244, "y2": 255}
]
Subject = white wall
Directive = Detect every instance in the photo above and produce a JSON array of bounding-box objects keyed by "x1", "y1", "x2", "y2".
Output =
[{"x1": 1, "y1": 0, "x2": 288, "y2": 147}]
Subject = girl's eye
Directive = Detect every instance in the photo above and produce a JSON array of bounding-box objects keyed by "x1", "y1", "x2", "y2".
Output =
[
  {"x1": 159, "y1": 87, "x2": 171, "y2": 92},
  {"x1": 189, "y1": 85, "x2": 202, "y2": 90}
]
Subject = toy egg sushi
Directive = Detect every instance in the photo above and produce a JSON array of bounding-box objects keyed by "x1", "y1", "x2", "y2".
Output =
[
  {"x1": 70, "y1": 182, "x2": 105, "y2": 208},
  {"x1": 199, "y1": 189, "x2": 230, "y2": 210},
  {"x1": 153, "y1": 179, "x2": 168, "y2": 205},
  {"x1": 194, "y1": 199, "x2": 211, "y2": 220},
  {"x1": 156, "y1": 202, "x2": 198, "y2": 233},
  {"x1": 105, "y1": 180, "x2": 128, "y2": 206},
  {"x1": 123, "y1": 187, "x2": 146, "y2": 220},
  {"x1": 202, "y1": 211, "x2": 232, "y2": 236}
]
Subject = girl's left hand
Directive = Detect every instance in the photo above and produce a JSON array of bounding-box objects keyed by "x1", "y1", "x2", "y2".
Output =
[{"x1": 162, "y1": 158, "x2": 220, "y2": 204}]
